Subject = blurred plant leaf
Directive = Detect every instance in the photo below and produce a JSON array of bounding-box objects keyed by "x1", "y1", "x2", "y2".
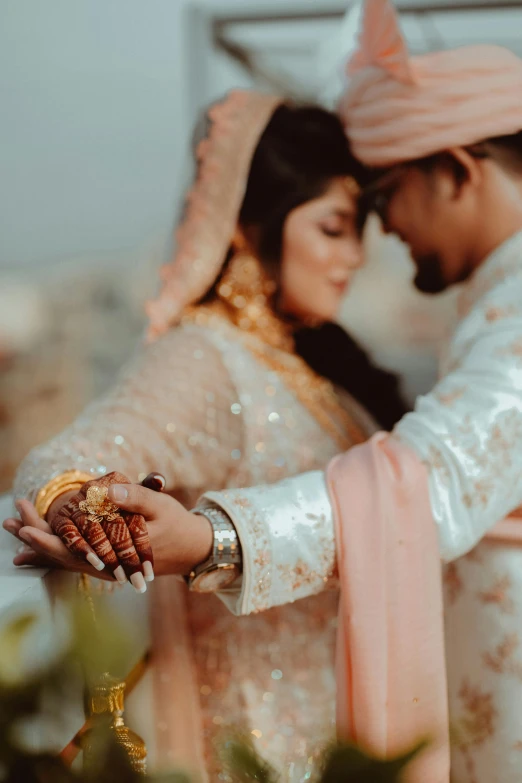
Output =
[
  {"x1": 221, "y1": 734, "x2": 279, "y2": 783},
  {"x1": 319, "y1": 739, "x2": 427, "y2": 782},
  {"x1": 0, "y1": 599, "x2": 193, "y2": 782},
  {"x1": 225, "y1": 733, "x2": 427, "y2": 783},
  {"x1": 0, "y1": 598, "x2": 428, "y2": 783}
]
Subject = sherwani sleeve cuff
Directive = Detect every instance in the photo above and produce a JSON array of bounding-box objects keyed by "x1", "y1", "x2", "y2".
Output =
[{"x1": 200, "y1": 470, "x2": 335, "y2": 615}]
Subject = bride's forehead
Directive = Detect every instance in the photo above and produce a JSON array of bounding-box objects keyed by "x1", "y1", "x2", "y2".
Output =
[{"x1": 310, "y1": 181, "x2": 357, "y2": 212}]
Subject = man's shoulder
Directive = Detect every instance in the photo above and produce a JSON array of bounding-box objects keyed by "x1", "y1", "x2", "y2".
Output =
[{"x1": 457, "y1": 265, "x2": 522, "y2": 334}]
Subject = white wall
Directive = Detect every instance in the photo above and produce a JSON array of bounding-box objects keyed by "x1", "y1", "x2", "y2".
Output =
[
  {"x1": 2, "y1": 1, "x2": 521, "y2": 273},
  {"x1": 0, "y1": 0, "x2": 193, "y2": 271}
]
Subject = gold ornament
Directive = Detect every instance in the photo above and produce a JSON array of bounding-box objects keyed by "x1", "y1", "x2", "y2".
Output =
[
  {"x1": 79, "y1": 486, "x2": 120, "y2": 524},
  {"x1": 344, "y1": 175, "x2": 361, "y2": 198},
  {"x1": 35, "y1": 470, "x2": 93, "y2": 520},
  {"x1": 185, "y1": 251, "x2": 294, "y2": 353},
  {"x1": 82, "y1": 672, "x2": 147, "y2": 775},
  {"x1": 182, "y1": 251, "x2": 366, "y2": 451}
]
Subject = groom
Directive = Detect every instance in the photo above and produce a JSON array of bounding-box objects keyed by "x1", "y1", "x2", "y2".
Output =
[
  {"x1": 10, "y1": 1, "x2": 522, "y2": 780},
  {"x1": 192, "y1": 3, "x2": 522, "y2": 780}
]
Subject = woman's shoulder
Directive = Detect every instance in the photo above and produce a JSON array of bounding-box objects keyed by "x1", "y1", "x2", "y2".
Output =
[
  {"x1": 143, "y1": 319, "x2": 230, "y2": 362},
  {"x1": 116, "y1": 321, "x2": 239, "y2": 394}
]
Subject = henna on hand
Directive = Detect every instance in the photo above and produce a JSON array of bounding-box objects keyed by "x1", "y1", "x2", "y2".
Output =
[{"x1": 50, "y1": 472, "x2": 152, "y2": 584}]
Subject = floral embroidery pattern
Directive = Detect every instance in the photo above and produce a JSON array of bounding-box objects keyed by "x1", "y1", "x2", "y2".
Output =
[
  {"x1": 496, "y1": 337, "x2": 522, "y2": 362},
  {"x1": 223, "y1": 490, "x2": 272, "y2": 614},
  {"x1": 435, "y1": 386, "x2": 466, "y2": 406},
  {"x1": 448, "y1": 409, "x2": 522, "y2": 512},
  {"x1": 483, "y1": 633, "x2": 522, "y2": 681},
  {"x1": 427, "y1": 445, "x2": 451, "y2": 484},
  {"x1": 454, "y1": 679, "x2": 498, "y2": 783},
  {"x1": 457, "y1": 679, "x2": 497, "y2": 747},
  {"x1": 484, "y1": 305, "x2": 518, "y2": 323},
  {"x1": 477, "y1": 575, "x2": 514, "y2": 615}
]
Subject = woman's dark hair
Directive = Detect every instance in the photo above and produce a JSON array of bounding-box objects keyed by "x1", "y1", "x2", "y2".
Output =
[
  {"x1": 239, "y1": 103, "x2": 367, "y2": 263},
  {"x1": 205, "y1": 102, "x2": 406, "y2": 428}
]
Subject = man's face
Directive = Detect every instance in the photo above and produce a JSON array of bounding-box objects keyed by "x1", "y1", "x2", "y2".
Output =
[{"x1": 361, "y1": 161, "x2": 475, "y2": 294}]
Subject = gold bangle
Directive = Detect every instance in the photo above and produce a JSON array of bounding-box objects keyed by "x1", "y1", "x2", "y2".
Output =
[{"x1": 35, "y1": 470, "x2": 94, "y2": 520}]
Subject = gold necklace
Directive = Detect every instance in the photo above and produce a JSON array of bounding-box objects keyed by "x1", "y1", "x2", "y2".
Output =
[
  {"x1": 245, "y1": 340, "x2": 367, "y2": 451},
  {"x1": 183, "y1": 295, "x2": 366, "y2": 452}
]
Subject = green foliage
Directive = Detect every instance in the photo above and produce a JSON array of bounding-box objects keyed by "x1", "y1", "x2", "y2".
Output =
[
  {"x1": 0, "y1": 604, "x2": 189, "y2": 783},
  {"x1": 222, "y1": 734, "x2": 425, "y2": 783},
  {"x1": 318, "y1": 740, "x2": 426, "y2": 782},
  {"x1": 0, "y1": 601, "x2": 424, "y2": 783}
]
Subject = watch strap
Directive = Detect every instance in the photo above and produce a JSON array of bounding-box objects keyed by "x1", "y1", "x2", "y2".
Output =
[{"x1": 189, "y1": 506, "x2": 242, "y2": 580}]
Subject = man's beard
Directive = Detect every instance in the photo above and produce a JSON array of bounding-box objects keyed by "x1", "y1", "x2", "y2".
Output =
[{"x1": 413, "y1": 254, "x2": 448, "y2": 294}]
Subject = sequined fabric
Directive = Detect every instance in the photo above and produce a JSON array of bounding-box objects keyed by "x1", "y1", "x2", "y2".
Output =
[
  {"x1": 210, "y1": 231, "x2": 522, "y2": 782},
  {"x1": 399, "y1": 230, "x2": 522, "y2": 783},
  {"x1": 14, "y1": 314, "x2": 375, "y2": 780}
]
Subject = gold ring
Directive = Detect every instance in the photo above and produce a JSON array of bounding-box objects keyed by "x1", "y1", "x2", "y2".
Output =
[{"x1": 79, "y1": 486, "x2": 121, "y2": 524}]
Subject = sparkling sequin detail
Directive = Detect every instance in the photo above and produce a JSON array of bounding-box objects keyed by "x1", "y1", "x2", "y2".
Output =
[
  {"x1": 14, "y1": 311, "x2": 375, "y2": 780},
  {"x1": 205, "y1": 230, "x2": 522, "y2": 783}
]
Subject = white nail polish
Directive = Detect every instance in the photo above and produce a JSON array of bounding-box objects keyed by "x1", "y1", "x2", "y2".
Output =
[
  {"x1": 130, "y1": 572, "x2": 147, "y2": 594},
  {"x1": 114, "y1": 565, "x2": 127, "y2": 585},
  {"x1": 143, "y1": 561, "x2": 155, "y2": 582},
  {"x1": 86, "y1": 553, "x2": 105, "y2": 571}
]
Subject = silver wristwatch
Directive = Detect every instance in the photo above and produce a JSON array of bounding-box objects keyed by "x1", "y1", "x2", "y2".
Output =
[{"x1": 187, "y1": 506, "x2": 242, "y2": 593}]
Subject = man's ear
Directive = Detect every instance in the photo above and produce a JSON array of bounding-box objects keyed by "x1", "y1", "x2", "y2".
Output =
[{"x1": 442, "y1": 147, "x2": 483, "y2": 198}]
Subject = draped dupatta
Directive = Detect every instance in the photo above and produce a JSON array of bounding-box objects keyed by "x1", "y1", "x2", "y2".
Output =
[{"x1": 327, "y1": 433, "x2": 451, "y2": 782}]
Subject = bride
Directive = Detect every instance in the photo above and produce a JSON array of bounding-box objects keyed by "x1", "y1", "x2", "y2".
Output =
[{"x1": 7, "y1": 90, "x2": 404, "y2": 780}]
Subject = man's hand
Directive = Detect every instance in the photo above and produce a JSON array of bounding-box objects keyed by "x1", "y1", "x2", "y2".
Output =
[{"x1": 3, "y1": 483, "x2": 213, "y2": 591}]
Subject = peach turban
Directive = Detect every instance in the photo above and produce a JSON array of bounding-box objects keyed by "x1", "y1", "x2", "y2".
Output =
[{"x1": 338, "y1": 0, "x2": 522, "y2": 167}]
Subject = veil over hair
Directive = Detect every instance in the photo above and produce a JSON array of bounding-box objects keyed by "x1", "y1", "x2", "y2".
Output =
[{"x1": 146, "y1": 90, "x2": 282, "y2": 341}]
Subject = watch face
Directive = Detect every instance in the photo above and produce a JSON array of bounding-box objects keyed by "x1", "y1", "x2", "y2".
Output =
[{"x1": 191, "y1": 565, "x2": 239, "y2": 594}]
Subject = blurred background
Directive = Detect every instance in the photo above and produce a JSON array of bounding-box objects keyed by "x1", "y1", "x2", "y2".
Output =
[{"x1": 1, "y1": 0, "x2": 520, "y2": 491}]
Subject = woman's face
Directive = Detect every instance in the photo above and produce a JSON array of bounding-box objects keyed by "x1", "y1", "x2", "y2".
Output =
[{"x1": 278, "y1": 178, "x2": 363, "y2": 324}]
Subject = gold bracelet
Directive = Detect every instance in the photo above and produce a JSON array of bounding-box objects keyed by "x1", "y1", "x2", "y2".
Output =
[{"x1": 35, "y1": 470, "x2": 94, "y2": 520}]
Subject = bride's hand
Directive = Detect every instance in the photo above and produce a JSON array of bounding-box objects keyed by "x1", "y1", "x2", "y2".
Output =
[
  {"x1": 6, "y1": 472, "x2": 154, "y2": 591},
  {"x1": 4, "y1": 483, "x2": 213, "y2": 588},
  {"x1": 50, "y1": 472, "x2": 154, "y2": 589},
  {"x1": 4, "y1": 507, "x2": 116, "y2": 583}
]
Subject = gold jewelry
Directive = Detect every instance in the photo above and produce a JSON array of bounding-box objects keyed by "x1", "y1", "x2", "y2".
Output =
[
  {"x1": 82, "y1": 672, "x2": 147, "y2": 775},
  {"x1": 344, "y1": 176, "x2": 361, "y2": 198},
  {"x1": 182, "y1": 249, "x2": 367, "y2": 451},
  {"x1": 184, "y1": 251, "x2": 294, "y2": 353},
  {"x1": 246, "y1": 342, "x2": 367, "y2": 450},
  {"x1": 217, "y1": 251, "x2": 291, "y2": 350},
  {"x1": 35, "y1": 470, "x2": 94, "y2": 520},
  {"x1": 78, "y1": 575, "x2": 148, "y2": 774},
  {"x1": 78, "y1": 485, "x2": 120, "y2": 524}
]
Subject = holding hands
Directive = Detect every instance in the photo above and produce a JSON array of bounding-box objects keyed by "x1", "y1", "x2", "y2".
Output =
[{"x1": 3, "y1": 473, "x2": 213, "y2": 593}]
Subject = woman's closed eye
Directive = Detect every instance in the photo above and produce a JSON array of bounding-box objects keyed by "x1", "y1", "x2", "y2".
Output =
[{"x1": 320, "y1": 223, "x2": 345, "y2": 238}]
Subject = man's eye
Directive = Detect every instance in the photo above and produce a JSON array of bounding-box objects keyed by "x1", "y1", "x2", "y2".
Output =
[{"x1": 321, "y1": 227, "x2": 343, "y2": 238}]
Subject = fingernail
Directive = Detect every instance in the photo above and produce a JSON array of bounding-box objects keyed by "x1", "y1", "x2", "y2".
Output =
[
  {"x1": 130, "y1": 572, "x2": 147, "y2": 594},
  {"x1": 114, "y1": 565, "x2": 127, "y2": 585},
  {"x1": 18, "y1": 544, "x2": 31, "y2": 554},
  {"x1": 86, "y1": 552, "x2": 105, "y2": 571},
  {"x1": 14, "y1": 500, "x2": 23, "y2": 514},
  {"x1": 109, "y1": 485, "x2": 128, "y2": 503},
  {"x1": 143, "y1": 561, "x2": 154, "y2": 582},
  {"x1": 19, "y1": 528, "x2": 31, "y2": 543}
]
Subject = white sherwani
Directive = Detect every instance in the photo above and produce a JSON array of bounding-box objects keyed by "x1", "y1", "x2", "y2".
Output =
[{"x1": 207, "y1": 231, "x2": 522, "y2": 783}]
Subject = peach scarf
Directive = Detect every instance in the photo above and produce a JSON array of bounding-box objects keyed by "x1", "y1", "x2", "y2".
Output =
[{"x1": 327, "y1": 433, "x2": 450, "y2": 781}]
